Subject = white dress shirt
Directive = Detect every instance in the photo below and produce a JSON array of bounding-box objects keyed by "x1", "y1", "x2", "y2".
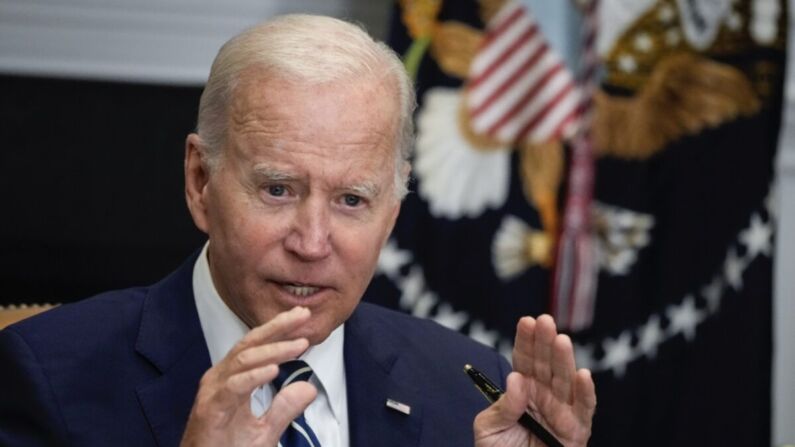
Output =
[{"x1": 193, "y1": 243, "x2": 349, "y2": 446}]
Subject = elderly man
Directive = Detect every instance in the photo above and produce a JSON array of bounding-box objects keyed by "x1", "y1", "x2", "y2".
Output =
[{"x1": 0, "y1": 14, "x2": 595, "y2": 447}]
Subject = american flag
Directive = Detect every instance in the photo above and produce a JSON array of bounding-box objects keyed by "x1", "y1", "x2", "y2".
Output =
[{"x1": 465, "y1": 0, "x2": 580, "y2": 145}]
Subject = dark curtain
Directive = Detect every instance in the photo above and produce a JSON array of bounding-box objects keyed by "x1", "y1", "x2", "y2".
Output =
[{"x1": 0, "y1": 75, "x2": 205, "y2": 305}]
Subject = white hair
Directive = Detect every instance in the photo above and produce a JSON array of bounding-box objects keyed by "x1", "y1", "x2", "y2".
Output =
[{"x1": 196, "y1": 14, "x2": 415, "y2": 199}]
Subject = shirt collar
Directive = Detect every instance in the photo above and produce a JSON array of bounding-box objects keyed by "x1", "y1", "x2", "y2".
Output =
[
  {"x1": 193, "y1": 242, "x2": 248, "y2": 366},
  {"x1": 301, "y1": 323, "x2": 346, "y2": 422},
  {"x1": 192, "y1": 241, "x2": 347, "y2": 421}
]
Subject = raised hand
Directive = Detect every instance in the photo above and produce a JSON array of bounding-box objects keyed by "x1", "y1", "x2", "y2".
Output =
[
  {"x1": 181, "y1": 307, "x2": 316, "y2": 447},
  {"x1": 474, "y1": 315, "x2": 596, "y2": 447}
]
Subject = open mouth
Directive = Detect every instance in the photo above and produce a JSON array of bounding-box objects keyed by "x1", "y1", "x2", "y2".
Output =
[{"x1": 280, "y1": 282, "x2": 321, "y2": 297}]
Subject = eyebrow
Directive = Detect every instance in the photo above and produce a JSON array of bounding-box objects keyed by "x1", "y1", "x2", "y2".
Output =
[
  {"x1": 252, "y1": 163, "x2": 382, "y2": 198},
  {"x1": 251, "y1": 164, "x2": 300, "y2": 182},
  {"x1": 348, "y1": 182, "x2": 381, "y2": 199}
]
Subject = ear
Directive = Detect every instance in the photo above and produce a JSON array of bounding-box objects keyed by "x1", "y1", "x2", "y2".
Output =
[
  {"x1": 381, "y1": 161, "x2": 410, "y2": 246},
  {"x1": 184, "y1": 133, "x2": 212, "y2": 234},
  {"x1": 381, "y1": 162, "x2": 411, "y2": 246},
  {"x1": 380, "y1": 200, "x2": 402, "y2": 248}
]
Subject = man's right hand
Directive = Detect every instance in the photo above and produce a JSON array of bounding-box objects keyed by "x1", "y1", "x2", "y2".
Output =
[{"x1": 180, "y1": 307, "x2": 316, "y2": 447}]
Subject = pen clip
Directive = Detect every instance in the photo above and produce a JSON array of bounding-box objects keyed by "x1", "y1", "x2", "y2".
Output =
[{"x1": 464, "y1": 364, "x2": 502, "y2": 403}]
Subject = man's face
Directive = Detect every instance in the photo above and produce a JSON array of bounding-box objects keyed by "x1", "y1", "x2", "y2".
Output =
[{"x1": 186, "y1": 72, "x2": 402, "y2": 345}]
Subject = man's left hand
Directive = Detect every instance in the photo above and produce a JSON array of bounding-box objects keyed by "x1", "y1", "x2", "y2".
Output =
[{"x1": 473, "y1": 315, "x2": 596, "y2": 447}]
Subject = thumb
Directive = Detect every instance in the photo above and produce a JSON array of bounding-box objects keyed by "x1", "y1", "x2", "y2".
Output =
[
  {"x1": 474, "y1": 372, "x2": 531, "y2": 438},
  {"x1": 260, "y1": 382, "x2": 317, "y2": 445}
]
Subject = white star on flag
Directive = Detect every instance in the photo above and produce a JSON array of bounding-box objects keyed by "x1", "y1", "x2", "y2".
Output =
[
  {"x1": 739, "y1": 213, "x2": 772, "y2": 258},
  {"x1": 432, "y1": 303, "x2": 469, "y2": 331},
  {"x1": 412, "y1": 291, "x2": 439, "y2": 319},
  {"x1": 724, "y1": 248, "x2": 746, "y2": 291},
  {"x1": 666, "y1": 295, "x2": 705, "y2": 341},
  {"x1": 469, "y1": 320, "x2": 500, "y2": 348},
  {"x1": 638, "y1": 315, "x2": 664, "y2": 358},
  {"x1": 701, "y1": 276, "x2": 724, "y2": 314},
  {"x1": 398, "y1": 267, "x2": 426, "y2": 310},
  {"x1": 601, "y1": 330, "x2": 634, "y2": 377},
  {"x1": 377, "y1": 240, "x2": 412, "y2": 280}
]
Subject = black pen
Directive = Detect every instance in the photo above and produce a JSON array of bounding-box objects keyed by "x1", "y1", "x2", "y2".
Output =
[{"x1": 464, "y1": 364, "x2": 564, "y2": 447}]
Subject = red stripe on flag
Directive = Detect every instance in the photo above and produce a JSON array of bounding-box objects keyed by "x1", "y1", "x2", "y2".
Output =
[
  {"x1": 515, "y1": 82, "x2": 576, "y2": 141},
  {"x1": 469, "y1": 41, "x2": 547, "y2": 117},
  {"x1": 547, "y1": 108, "x2": 580, "y2": 141},
  {"x1": 485, "y1": 62, "x2": 564, "y2": 135},
  {"x1": 469, "y1": 25, "x2": 539, "y2": 88},
  {"x1": 480, "y1": 6, "x2": 525, "y2": 47}
]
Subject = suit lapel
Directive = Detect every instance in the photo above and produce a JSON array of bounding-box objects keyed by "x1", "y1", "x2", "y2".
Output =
[
  {"x1": 134, "y1": 252, "x2": 212, "y2": 447},
  {"x1": 131, "y1": 257, "x2": 427, "y2": 447},
  {"x1": 344, "y1": 304, "x2": 424, "y2": 447}
]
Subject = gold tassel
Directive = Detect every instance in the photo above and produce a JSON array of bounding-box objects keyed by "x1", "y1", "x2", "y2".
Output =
[
  {"x1": 594, "y1": 53, "x2": 761, "y2": 159},
  {"x1": 524, "y1": 229, "x2": 554, "y2": 268},
  {"x1": 519, "y1": 139, "x2": 564, "y2": 236}
]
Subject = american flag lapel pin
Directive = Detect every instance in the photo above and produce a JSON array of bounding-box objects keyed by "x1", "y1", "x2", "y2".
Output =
[{"x1": 385, "y1": 398, "x2": 411, "y2": 415}]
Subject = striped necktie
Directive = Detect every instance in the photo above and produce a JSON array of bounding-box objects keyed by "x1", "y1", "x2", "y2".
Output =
[{"x1": 272, "y1": 360, "x2": 322, "y2": 447}]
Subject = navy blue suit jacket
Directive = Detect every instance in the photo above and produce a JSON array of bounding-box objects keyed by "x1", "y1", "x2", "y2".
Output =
[{"x1": 0, "y1": 254, "x2": 510, "y2": 446}]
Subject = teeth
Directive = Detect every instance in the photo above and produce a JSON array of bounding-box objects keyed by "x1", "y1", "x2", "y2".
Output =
[{"x1": 282, "y1": 283, "x2": 320, "y2": 297}]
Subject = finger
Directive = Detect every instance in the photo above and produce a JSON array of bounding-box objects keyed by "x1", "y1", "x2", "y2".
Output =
[
  {"x1": 572, "y1": 368, "x2": 597, "y2": 426},
  {"x1": 228, "y1": 338, "x2": 309, "y2": 375},
  {"x1": 473, "y1": 372, "x2": 531, "y2": 438},
  {"x1": 236, "y1": 307, "x2": 312, "y2": 352},
  {"x1": 512, "y1": 316, "x2": 536, "y2": 374},
  {"x1": 259, "y1": 381, "x2": 317, "y2": 445},
  {"x1": 225, "y1": 364, "x2": 279, "y2": 396},
  {"x1": 533, "y1": 314, "x2": 557, "y2": 385},
  {"x1": 189, "y1": 364, "x2": 276, "y2": 420},
  {"x1": 550, "y1": 334, "x2": 576, "y2": 404}
]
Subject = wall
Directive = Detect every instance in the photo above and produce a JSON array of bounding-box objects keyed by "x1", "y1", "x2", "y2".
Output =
[
  {"x1": 0, "y1": 0, "x2": 388, "y2": 85},
  {"x1": 772, "y1": 2, "x2": 795, "y2": 444}
]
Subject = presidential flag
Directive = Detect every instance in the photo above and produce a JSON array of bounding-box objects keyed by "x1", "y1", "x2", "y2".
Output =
[{"x1": 365, "y1": 0, "x2": 786, "y2": 445}]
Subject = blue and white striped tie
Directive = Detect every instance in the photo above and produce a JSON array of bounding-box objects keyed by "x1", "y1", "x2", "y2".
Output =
[{"x1": 272, "y1": 360, "x2": 322, "y2": 447}]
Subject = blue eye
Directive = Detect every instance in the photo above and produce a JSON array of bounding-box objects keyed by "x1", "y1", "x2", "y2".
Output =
[
  {"x1": 343, "y1": 194, "x2": 361, "y2": 207},
  {"x1": 268, "y1": 185, "x2": 286, "y2": 197}
]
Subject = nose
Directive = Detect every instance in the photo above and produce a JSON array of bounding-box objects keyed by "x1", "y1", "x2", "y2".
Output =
[{"x1": 284, "y1": 198, "x2": 332, "y2": 261}]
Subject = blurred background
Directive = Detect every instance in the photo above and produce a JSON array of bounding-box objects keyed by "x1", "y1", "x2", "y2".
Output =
[{"x1": 0, "y1": 0, "x2": 792, "y2": 445}]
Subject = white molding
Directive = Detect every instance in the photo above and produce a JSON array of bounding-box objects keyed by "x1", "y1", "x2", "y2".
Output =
[
  {"x1": 779, "y1": 149, "x2": 795, "y2": 175},
  {"x1": 0, "y1": 0, "x2": 386, "y2": 85},
  {"x1": 773, "y1": 1, "x2": 795, "y2": 444},
  {"x1": 773, "y1": 162, "x2": 795, "y2": 447}
]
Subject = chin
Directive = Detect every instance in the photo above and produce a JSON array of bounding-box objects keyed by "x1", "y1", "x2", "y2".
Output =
[{"x1": 302, "y1": 326, "x2": 333, "y2": 346}]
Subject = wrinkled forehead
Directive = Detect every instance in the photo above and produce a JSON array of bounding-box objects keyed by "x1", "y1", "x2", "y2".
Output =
[
  {"x1": 227, "y1": 69, "x2": 400, "y2": 147},
  {"x1": 232, "y1": 66, "x2": 399, "y2": 116},
  {"x1": 219, "y1": 70, "x2": 400, "y2": 176}
]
